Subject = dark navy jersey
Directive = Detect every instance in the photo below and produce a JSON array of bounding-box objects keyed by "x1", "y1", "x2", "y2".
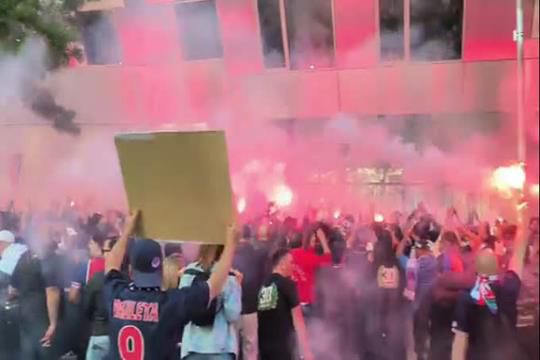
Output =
[{"x1": 104, "y1": 270, "x2": 209, "y2": 360}]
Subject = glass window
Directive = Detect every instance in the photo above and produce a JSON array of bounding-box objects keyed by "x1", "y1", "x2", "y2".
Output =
[
  {"x1": 174, "y1": 0, "x2": 224, "y2": 61},
  {"x1": 410, "y1": 0, "x2": 463, "y2": 60},
  {"x1": 285, "y1": 0, "x2": 335, "y2": 69},
  {"x1": 257, "y1": 0, "x2": 286, "y2": 68},
  {"x1": 78, "y1": 11, "x2": 122, "y2": 65},
  {"x1": 379, "y1": 0, "x2": 405, "y2": 61}
]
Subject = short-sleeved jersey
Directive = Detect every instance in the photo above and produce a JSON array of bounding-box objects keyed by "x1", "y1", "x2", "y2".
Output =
[
  {"x1": 104, "y1": 270, "x2": 209, "y2": 360},
  {"x1": 72, "y1": 257, "x2": 105, "y2": 289},
  {"x1": 257, "y1": 273, "x2": 300, "y2": 360}
]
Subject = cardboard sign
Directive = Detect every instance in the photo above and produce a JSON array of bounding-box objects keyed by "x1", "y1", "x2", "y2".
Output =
[
  {"x1": 115, "y1": 131, "x2": 234, "y2": 244},
  {"x1": 79, "y1": 0, "x2": 124, "y2": 12}
]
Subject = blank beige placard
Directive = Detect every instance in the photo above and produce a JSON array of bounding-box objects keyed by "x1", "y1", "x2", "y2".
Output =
[{"x1": 115, "y1": 131, "x2": 234, "y2": 244}]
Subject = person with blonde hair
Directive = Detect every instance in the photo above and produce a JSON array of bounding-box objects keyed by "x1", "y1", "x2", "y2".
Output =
[{"x1": 162, "y1": 254, "x2": 183, "y2": 291}]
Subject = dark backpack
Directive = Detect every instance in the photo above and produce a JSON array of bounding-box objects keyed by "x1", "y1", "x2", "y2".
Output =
[{"x1": 184, "y1": 268, "x2": 235, "y2": 327}]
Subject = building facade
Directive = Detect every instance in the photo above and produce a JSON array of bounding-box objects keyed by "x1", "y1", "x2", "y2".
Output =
[{"x1": 0, "y1": 0, "x2": 538, "y2": 211}]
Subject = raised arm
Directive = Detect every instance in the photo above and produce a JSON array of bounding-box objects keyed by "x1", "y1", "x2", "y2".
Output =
[
  {"x1": 451, "y1": 330, "x2": 468, "y2": 360},
  {"x1": 396, "y1": 234, "x2": 411, "y2": 258},
  {"x1": 207, "y1": 225, "x2": 238, "y2": 301},
  {"x1": 317, "y1": 228, "x2": 331, "y2": 254},
  {"x1": 106, "y1": 211, "x2": 139, "y2": 274}
]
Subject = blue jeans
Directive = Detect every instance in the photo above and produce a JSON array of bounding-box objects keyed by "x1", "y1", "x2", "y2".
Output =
[{"x1": 85, "y1": 335, "x2": 110, "y2": 360}]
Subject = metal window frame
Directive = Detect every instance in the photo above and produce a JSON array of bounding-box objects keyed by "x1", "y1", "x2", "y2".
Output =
[
  {"x1": 258, "y1": 0, "x2": 337, "y2": 70},
  {"x1": 377, "y1": 0, "x2": 466, "y2": 64}
]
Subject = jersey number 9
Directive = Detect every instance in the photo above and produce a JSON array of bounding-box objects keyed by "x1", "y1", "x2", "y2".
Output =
[{"x1": 118, "y1": 325, "x2": 144, "y2": 360}]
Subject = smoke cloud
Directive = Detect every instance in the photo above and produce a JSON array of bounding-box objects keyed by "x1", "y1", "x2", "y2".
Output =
[
  {"x1": 0, "y1": 37, "x2": 80, "y2": 136},
  {"x1": 0, "y1": 0, "x2": 535, "y2": 222}
]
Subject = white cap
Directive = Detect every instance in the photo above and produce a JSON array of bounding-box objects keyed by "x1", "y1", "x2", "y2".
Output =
[{"x1": 0, "y1": 230, "x2": 15, "y2": 244}]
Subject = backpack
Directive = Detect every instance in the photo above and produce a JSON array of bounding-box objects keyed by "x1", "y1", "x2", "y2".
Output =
[{"x1": 184, "y1": 268, "x2": 235, "y2": 327}]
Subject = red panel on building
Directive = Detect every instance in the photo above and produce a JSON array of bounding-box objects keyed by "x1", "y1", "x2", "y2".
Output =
[
  {"x1": 334, "y1": 0, "x2": 378, "y2": 68},
  {"x1": 216, "y1": 0, "x2": 264, "y2": 76},
  {"x1": 113, "y1": 3, "x2": 180, "y2": 66},
  {"x1": 463, "y1": 0, "x2": 516, "y2": 60}
]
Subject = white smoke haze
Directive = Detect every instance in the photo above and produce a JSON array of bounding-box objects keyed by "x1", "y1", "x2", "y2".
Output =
[
  {"x1": 0, "y1": 38, "x2": 48, "y2": 102},
  {"x1": 0, "y1": 4, "x2": 536, "y2": 359},
  {"x1": 0, "y1": 1, "x2": 534, "y2": 223}
]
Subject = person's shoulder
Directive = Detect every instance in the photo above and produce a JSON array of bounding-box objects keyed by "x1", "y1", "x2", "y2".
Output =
[
  {"x1": 502, "y1": 270, "x2": 521, "y2": 283},
  {"x1": 500, "y1": 270, "x2": 521, "y2": 294},
  {"x1": 105, "y1": 269, "x2": 129, "y2": 286},
  {"x1": 274, "y1": 274, "x2": 295, "y2": 288}
]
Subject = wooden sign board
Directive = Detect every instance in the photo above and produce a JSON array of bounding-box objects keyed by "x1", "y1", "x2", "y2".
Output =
[
  {"x1": 115, "y1": 131, "x2": 234, "y2": 244},
  {"x1": 79, "y1": 0, "x2": 124, "y2": 12}
]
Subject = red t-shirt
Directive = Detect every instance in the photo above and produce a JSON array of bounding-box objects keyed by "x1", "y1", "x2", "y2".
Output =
[
  {"x1": 87, "y1": 257, "x2": 105, "y2": 283},
  {"x1": 291, "y1": 248, "x2": 332, "y2": 304}
]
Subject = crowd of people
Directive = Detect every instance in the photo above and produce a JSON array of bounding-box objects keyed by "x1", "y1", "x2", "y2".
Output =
[{"x1": 0, "y1": 200, "x2": 538, "y2": 360}]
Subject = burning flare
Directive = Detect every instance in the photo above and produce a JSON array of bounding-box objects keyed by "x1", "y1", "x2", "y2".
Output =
[
  {"x1": 490, "y1": 164, "x2": 526, "y2": 195},
  {"x1": 272, "y1": 184, "x2": 293, "y2": 208},
  {"x1": 237, "y1": 197, "x2": 247, "y2": 214}
]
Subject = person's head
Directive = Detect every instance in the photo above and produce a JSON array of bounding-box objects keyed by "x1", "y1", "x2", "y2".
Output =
[
  {"x1": 88, "y1": 233, "x2": 106, "y2": 258},
  {"x1": 257, "y1": 222, "x2": 269, "y2": 241},
  {"x1": 482, "y1": 235, "x2": 498, "y2": 251},
  {"x1": 164, "y1": 243, "x2": 183, "y2": 258},
  {"x1": 501, "y1": 224, "x2": 518, "y2": 247},
  {"x1": 198, "y1": 244, "x2": 224, "y2": 271},
  {"x1": 162, "y1": 255, "x2": 183, "y2": 290},
  {"x1": 337, "y1": 214, "x2": 354, "y2": 238},
  {"x1": 415, "y1": 238, "x2": 432, "y2": 258},
  {"x1": 373, "y1": 230, "x2": 395, "y2": 267},
  {"x1": 288, "y1": 232, "x2": 303, "y2": 249},
  {"x1": 304, "y1": 222, "x2": 330, "y2": 251},
  {"x1": 283, "y1": 217, "x2": 298, "y2": 233},
  {"x1": 0, "y1": 230, "x2": 15, "y2": 254},
  {"x1": 272, "y1": 248, "x2": 294, "y2": 277},
  {"x1": 330, "y1": 237, "x2": 347, "y2": 265},
  {"x1": 103, "y1": 236, "x2": 118, "y2": 259},
  {"x1": 241, "y1": 224, "x2": 253, "y2": 242},
  {"x1": 475, "y1": 249, "x2": 499, "y2": 277},
  {"x1": 440, "y1": 231, "x2": 460, "y2": 252},
  {"x1": 129, "y1": 238, "x2": 163, "y2": 288}
]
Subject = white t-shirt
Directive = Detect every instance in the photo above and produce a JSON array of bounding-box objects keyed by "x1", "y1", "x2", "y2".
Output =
[{"x1": 0, "y1": 243, "x2": 28, "y2": 276}]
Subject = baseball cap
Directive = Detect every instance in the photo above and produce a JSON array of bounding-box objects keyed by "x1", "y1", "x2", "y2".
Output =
[
  {"x1": 0, "y1": 230, "x2": 15, "y2": 244},
  {"x1": 130, "y1": 238, "x2": 163, "y2": 288}
]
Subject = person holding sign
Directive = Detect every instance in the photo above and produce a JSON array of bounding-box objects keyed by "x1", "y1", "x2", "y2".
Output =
[{"x1": 103, "y1": 211, "x2": 238, "y2": 360}]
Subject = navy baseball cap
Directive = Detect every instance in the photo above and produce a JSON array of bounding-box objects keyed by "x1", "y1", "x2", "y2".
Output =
[{"x1": 130, "y1": 239, "x2": 163, "y2": 288}]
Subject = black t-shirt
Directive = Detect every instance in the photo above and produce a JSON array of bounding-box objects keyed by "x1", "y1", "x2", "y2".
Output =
[
  {"x1": 257, "y1": 273, "x2": 300, "y2": 360},
  {"x1": 454, "y1": 271, "x2": 522, "y2": 360},
  {"x1": 103, "y1": 269, "x2": 209, "y2": 360},
  {"x1": 10, "y1": 250, "x2": 62, "y2": 327}
]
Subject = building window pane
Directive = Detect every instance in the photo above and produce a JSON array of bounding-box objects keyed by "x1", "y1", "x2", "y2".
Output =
[
  {"x1": 175, "y1": 0, "x2": 223, "y2": 61},
  {"x1": 379, "y1": 0, "x2": 405, "y2": 61},
  {"x1": 257, "y1": 0, "x2": 286, "y2": 68},
  {"x1": 410, "y1": 0, "x2": 463, "y2": 60},
  {"x1": 285, "y1": 0, "x2": 335, "y2": 69},
  {"x1": 78, "y1": 11, "x2": 122, "y2": 65}
]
